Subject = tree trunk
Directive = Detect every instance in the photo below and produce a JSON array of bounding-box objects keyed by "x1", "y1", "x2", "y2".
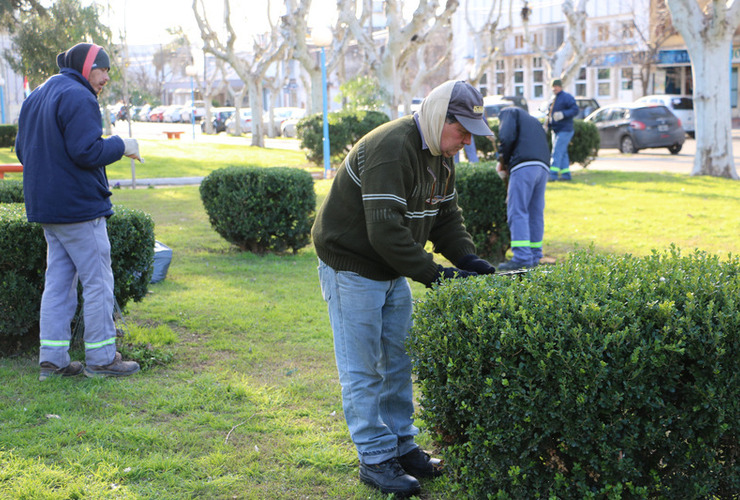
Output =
[{"x1": 689, "y1": 41, "x2": 738, "y2": 178}]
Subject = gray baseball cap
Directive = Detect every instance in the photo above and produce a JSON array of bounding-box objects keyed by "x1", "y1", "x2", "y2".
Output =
[{"x1": 447, "y1": 81, "x2": 494, "y2": 136}]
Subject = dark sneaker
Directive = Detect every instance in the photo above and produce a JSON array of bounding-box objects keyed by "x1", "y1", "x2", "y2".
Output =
[
  {"x1": 359, "y1": 458, "x2": 421, "y2": 497},
  {"x1": 497, "y1": 260, "x2": 530, "y2": 272},
  {"x1": 39, "y1": 361, "x2": 84, "y2": 381},
  {"x1": 398, "y1": 448, "x2": 444, "y2": 478},
  {"x1": 84, "y1": 352, "x2": 140, "y2": 378}
]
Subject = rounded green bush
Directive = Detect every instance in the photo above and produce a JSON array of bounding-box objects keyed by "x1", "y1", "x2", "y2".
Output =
[
  {"x1": 408, "y1": 247, "x2": 739, "y2": 497},
  {"x1": 297, "y1": 110, "x2": 389, "y2": 165},
  {"x1": 0, "y1": 180, "x2": 24, "y2": 203},
  {"x1": 454, "y1": 163, "x2": 509, "y2": 262},
  {"x1": 200, "y1": 166, "x2": 316, "y2": 254}
]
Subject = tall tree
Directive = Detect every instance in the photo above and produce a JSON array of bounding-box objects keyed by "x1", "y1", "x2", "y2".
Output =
[
  {"x1": 665, "y1": 0, "x2": 740, "y2": 179},
  {"x1": 458, "y1": 0, "x2": 513, "y2": 88},
  {"x1": 631, "y1": 0, "x2": 676, "y2": 97},
  {"x1": 340, "y1": 0, "x2": 460, "y2": 118},
  {"x1": 3, "y1": 0, "x2": 111, "y2": 89},
  {"x1": 522, "y1": 0, "x2": 589, "y2": 86},
  {"x1": 0, "y1": 0, "x2": 47, "y2": 30},
  {"x1": 193, "y1": 0, "x2": 291, "y2": 147}
]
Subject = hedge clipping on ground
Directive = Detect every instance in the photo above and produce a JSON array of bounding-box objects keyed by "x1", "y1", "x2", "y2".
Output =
[
  {"x1": 200, "y1": 166, "x2": 316, "y2": 254},
  {"x1": 408, "y1": 247, "x2": 739, "y2": 498}
]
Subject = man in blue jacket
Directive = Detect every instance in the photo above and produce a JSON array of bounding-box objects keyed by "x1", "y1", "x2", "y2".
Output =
[
  {"x1": 546, "y1": 79, "x2": 579, "y2": 181},
  {"x1": 15, "y1": 42, "x2": 144, "y2": 381},
  {"x1": 496, "y1": 107, "x2": 550, "y2": 271}
]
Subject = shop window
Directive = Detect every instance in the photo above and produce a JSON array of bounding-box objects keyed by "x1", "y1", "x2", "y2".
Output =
[
  {"x1": 621, "y1": 68, "x2": 633, "y2": 90},
  {"x1": 533, "y1": 57, "x2": 544, "y2": 98},
  {"x1": 597, "y1": 68, "x2": 611, "y2": 97}
]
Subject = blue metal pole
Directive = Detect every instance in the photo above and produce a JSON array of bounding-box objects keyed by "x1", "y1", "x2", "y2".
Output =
[
  {"x1": 321, "y1": 47, "x2": 331, "y2": 178},
  {"x1": 190, "y1": 76, "x2": 196, "y2": 140}
]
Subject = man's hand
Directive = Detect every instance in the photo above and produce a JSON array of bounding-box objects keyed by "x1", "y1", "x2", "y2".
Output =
[
  {"x1": 456, "y1": 254, "x2": 496, "y2": 275},
  {"x1": 496, "y1": 161, "x2": 508, "y2": 180},
  {"x1": 123, "y1": 138, "x2": 144, "y2": 163},
  {"x1": 432, "y1": 265, "x2": 477, "y2": 286},
  {"x1": 552, "y1": 111, "x2": 564, "y2": 122}
]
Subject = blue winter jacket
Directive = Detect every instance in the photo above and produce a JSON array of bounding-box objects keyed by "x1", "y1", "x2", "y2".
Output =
[
  {"x1": 498, "y1": 107, "x2": 550, "y2": 171},
  {"x1": 547, "y1": 90, "x2": 580, "y2": 133},
  {"x1": 15, "y1": 68, "x2": 125, "y2": 224}
]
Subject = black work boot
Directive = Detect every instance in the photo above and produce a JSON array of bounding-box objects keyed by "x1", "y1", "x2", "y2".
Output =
[
  {"x1": 39, "y1": 361, "x2": 84, "y2": 381},
  {"x1": 359, "y1": 457, "x2": 421, "y2": 497},
  {"x1": 398, "y1": 447, "x2": 444, "y2": 478}
]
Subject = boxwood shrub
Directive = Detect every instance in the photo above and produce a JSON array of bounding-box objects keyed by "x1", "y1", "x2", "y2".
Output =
[
  {"x1": 0, "y1": 204, "x2": 155, "y2": 351},
  {"x1": 474, "y1": 119, "x2": 600, "y2": 167},
  {"x1": 0, "y1": 124, "x2": 17, "y2": 148},
  {"x1": 454, "y1": 163, "x2": 509, "y2": 263},
  {"x1": 297, "y1": 109, "x2": 389, "y2": 165},
  {"x1": 0, "y1": 179, "x2": 24, "y2": 203},
  {"x1": 408, "y1": 247, "x2": 739, "y2": 498},
  {"x1": 200, "y1": 166, "x2": 315, "y2": 254}
]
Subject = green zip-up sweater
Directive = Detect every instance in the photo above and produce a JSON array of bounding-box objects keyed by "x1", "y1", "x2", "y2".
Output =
[{"x1": 311, "y1": 115, "x2": 476, "y2": 287}]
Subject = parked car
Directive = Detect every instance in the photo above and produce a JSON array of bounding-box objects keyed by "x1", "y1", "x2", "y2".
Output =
[
  {"x1": 575, "y1": 97, "x2": 600, "y2": 119},
  {"x1": 225, "y1": 108, "x2": 252, "y2": 134},
  {"x1": 147, "y1": 105, "x2": 167, "y2": 123},
  {"x1": 584, "y1": 103, "x2": 685, "y2": 154},
  {"x1": 482, "y1": 100, "x2": 514, "y2": 119},
  {"x1": 633, "y1": 94, "x2": 694, "y2": 137},
  {"x1": 534, "y1": 96, "x2": 598, "y2": 120},
  {"x1": 162, "y1": 105, "x2": 185, "y2": 123},
  {"x1": 180, "y1": 100, "x2": 206, "y2": 122},
  {"x1": 485, "y1": 94, "x2": 528, "y2": 112},
  {"x1": 268, "y1": 107, "x2": 306, "y2": 136},
  {"x1": 201, "y1": 107, "x2": 235, "y2": 133}
]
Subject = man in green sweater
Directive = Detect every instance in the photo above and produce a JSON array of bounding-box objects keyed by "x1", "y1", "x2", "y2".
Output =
[{"x1": 312, "y1": 80, "x2": 497, "y2": 496}]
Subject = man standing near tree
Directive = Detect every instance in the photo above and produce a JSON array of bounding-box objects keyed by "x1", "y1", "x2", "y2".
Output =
[
  {"x1": 547, "y1": 79, "x2": 579, "y2": 181},
  {"x1": 16, "y1": 42, "x2": 143, "y2": 381}
]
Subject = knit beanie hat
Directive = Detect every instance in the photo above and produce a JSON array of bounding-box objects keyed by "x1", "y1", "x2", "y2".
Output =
[{"x1": 56, "y1": 43, "x2": 110, "y2": 80}]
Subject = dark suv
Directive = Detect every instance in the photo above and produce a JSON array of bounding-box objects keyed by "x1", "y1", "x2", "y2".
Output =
[{"x1": 585, "y1": 103, "x2": 685, "y2": 154}]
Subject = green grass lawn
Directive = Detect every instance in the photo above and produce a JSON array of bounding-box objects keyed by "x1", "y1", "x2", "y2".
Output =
[{"x1": 1, "y1": 144, "x2": 740, "y2": 498}]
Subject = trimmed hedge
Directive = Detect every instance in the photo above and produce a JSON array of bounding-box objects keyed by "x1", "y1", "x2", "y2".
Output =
[
  {"x1": 475, "y1": 119, "x2": 600, "y2": 167},
  {"x1": 0, "y1": 125, "x2": 17, "y2": 148},
  {"x1": 0, "y1": 204, "x2": 155, "y2": 350},
  {"x1": 408, "y1": 247, "x2": 739, "y2": 497},
  {"x1": 0, "y1": 180, "x2": 24, "y2": 203},
  {"x1": 455, "y1": 163, "x2": 509, "y2": 262},
  {"x1": 297, "y1": 110, "x2": 390, "y2": 165},
  {"x1": 200, "y1": 166, "x2": 315, "y2": 254}
]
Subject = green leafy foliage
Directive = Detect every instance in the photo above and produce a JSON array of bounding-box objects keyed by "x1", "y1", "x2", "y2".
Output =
[
  {"x1": 199, "y1": 166, "x2": 316, "y2": 254},
  {"x1": 0, "y1": 179, "x2": 24, "y2": 203},
  {"x1": 0, "y1": 203, "x2": 155, "y2": 349},
  {"x1": 455, "y1": 163, "x2": 509, "y2": 262},
  {"x1": 297, "y1": 109, "x2": 389, "y2": 165},
  {"x1": 0, "y1": 125, "x2": 17, "y2": 148},
  {"x1": 335, "y1": 75, "x2": 389, "y2": 111},
  {"x1": 474, "y1": 119, "x2": 600, "y2": 167},
  {"x1": 3, "y1": 0, "x2": 112, "y2": 90},
  {"x1": 408, "y1": 247, "x2": 739, "y2": 497}
]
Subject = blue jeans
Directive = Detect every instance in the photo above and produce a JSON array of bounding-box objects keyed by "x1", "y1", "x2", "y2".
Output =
[
  {"x1": 40, "y1": 218, "x2": 117, "y2": 367},
  {"x1": 318, "y1": 260, "x2": 419, "y2": 464},
  {"x1": 550, "y1": 129, "x2": 574, "y2": 180},
  {"x1": 507, "y1": 165, "x2": 548, "y2": 266}
]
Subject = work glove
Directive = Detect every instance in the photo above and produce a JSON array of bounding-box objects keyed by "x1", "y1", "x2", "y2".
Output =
[
  {"x1": 122, "y1": 138, "x2": 144, "y2": 163},
  {"x1": 552, "y1": 111, "x2": 564, "y2": 122},
  {"x1": 496, "y1": 161, "x2": 508, "y2": 180},
  {"x1": 456, "y1": 254, "x2": 496, "y2": 275},
  {"x1": 431, "y1": 265, "x2": 477, "y2": 287}
]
